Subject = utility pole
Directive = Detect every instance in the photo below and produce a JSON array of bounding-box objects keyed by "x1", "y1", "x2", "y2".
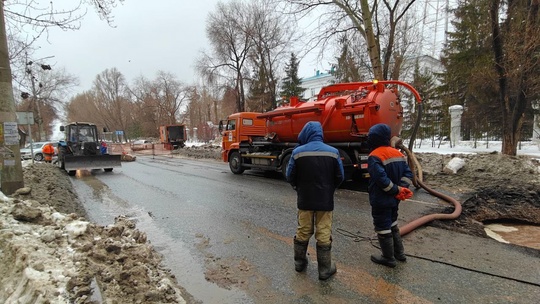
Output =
[
  {"x1": 25, "y1": 51, "x2": 46, "y2": 142},
  {"x1": 0, "y1": 2, "x2": 24, "y2": 194}
]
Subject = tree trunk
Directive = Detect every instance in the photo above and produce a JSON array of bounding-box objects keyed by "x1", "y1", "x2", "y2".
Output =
[
  {"x1": 360, "y1": 0, "x2": 383, "y2": 80},
  {"x1": 491, "y1": 0, "x2": 534, "y2": 156},
  {"x1": 0, "y1": 2, "x2": 24, "y2": 194}
]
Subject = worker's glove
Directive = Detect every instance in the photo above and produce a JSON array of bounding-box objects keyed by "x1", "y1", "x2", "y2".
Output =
[{"x1": 395, "y1": 186, "x2": 413, "y2": 201}]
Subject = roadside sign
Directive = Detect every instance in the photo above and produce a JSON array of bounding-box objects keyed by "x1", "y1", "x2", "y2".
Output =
[
  {"x1": 3, "y1": 122, "x2": 18, "y2": 145},
  {"x1": 16, "y1": 112, "x2": 34, "y2": 125}
]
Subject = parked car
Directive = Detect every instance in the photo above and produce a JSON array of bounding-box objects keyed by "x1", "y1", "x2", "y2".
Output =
[
  {"x1": 20, "y1": 141, "x2": 58, "y2": 161},
  {"x1": 131, "y1": 140, "x2": 153, "y2": 151}
]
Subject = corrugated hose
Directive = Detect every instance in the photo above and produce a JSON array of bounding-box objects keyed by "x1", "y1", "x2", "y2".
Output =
[{"x1": 391, "y1": 136, "x2": 462, "y2": 236}]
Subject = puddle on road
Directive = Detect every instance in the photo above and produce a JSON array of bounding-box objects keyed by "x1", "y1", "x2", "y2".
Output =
[
  {"x1": 73, "y1": 175, "x2": 251, "y2": 304},
  {"x1": 131, "y1": 209, "x2": 252, "y2": 304},
  {"x1": 484, "y1": 223, "x2": 540, "y2": 250}
]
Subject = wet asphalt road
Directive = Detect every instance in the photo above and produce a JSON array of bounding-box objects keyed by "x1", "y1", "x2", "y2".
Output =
[{"x1": 69, "y1": 155, "x2": 540, "y2": 304}]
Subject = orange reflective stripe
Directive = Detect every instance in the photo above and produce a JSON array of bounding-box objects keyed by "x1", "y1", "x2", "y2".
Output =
[{"x1": 369, "y1": 146, "x2": 405, "y2": 162}]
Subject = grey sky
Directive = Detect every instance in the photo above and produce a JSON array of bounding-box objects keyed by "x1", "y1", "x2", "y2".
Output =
[{"x1": 31, "y1": 0, "x2": 321, "y2": 97}]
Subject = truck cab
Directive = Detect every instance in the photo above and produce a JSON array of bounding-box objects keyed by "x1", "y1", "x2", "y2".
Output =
[{"x1": 219, "y1": 112, "x2": 267, "y2": 162}]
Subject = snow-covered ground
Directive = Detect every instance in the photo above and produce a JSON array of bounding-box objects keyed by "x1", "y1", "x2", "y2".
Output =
[
  {"x1": 184, "y1": 138, "x2": 540, "y2": 158},
  {"x1": 408, "y1": 140, "x2": 540, "y2": 158}
]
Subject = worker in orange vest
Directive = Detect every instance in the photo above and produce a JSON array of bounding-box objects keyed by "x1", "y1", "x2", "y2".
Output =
[{"x1": 42, "y1": 143, "x2": 55, "y2": 163}]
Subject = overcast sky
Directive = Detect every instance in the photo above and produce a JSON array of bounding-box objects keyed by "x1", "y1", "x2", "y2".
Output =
[{"x1": 30, "y1": 0, "x2": 322, "y2": 97}]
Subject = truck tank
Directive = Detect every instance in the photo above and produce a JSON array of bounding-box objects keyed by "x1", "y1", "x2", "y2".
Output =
[{"x1": 259, "y1": 81, "x2": 405, "y2": 143}]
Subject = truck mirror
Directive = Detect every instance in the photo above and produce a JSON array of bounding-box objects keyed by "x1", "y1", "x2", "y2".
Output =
[
  {"x1": 60, "y1": 126, "x2": 65, "y2": 132},
  {"x1": 218, "y1": 120, "x2": 224, "y2": 133}
]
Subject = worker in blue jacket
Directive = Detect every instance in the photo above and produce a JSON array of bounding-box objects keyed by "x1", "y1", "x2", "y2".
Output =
[
  {"x1": 367, "y1": 123, "x2": 414, "y2": 267},
  {"x1": 286, "y1": 121, "x2": 344, "y2": 280}
]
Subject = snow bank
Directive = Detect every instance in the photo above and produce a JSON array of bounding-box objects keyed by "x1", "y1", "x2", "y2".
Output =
[
  {"x1": 0, "y1": 198, "x2": 79, "y2": 303},
  {"x1": 0, "y1": 192, "x2": 187, "y2": 303},
  {"x1": 409, "y1": 140, "x2": 540, "y2": 157}
]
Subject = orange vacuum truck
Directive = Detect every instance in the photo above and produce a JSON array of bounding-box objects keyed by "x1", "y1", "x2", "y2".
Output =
[{"x1": 219, "y1": 80, "x2": 422, "y2": 181}]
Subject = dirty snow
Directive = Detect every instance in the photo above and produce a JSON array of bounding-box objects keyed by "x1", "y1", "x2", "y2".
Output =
[{"x1": 0, "y1": 162, "x2": 187, "y2": 303}]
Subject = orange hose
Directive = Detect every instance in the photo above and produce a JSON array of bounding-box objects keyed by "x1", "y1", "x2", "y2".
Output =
[
  {"x1": 395, "y1": 141, "x2": 463, "y2": 236},
  {"x1": 400, "y1": 179, "x2": 462, "y2": 236}
]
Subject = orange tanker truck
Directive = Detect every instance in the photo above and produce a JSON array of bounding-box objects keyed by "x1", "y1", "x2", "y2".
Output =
[{"x1": 218, "y1": 80, "x2": 422, "y2": 181}]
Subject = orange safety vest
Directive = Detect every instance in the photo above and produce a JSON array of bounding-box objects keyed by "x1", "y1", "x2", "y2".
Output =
[{"x1": 43, "y1": 144, "x2": 54, "y2": 155}]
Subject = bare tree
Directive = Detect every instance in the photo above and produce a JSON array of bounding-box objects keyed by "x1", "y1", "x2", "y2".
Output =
[
  {"x1": 5, "y1": 0, "x2": 124, "y2": 141},
  {"x1": 151, "y1": 71, "x2": 188, "y2": 124},
  {"x1": 198, "y1": 0, "x2": 253, "y2": 112},
  {"x1": 5, "y1": 1, "x2": 124, "y2": 63},
  {"x1": 92, "y1": 68, "x2": 131, "y2": 132},
  {"x1": 4, "y1": 1, "x2": 84, "y2": 62},
  {"x1": 0, "y1": 0, "x2": 124, "y2": 194},
  {"x1": 245, "y1": 0, "x2": 296, "y2": 111},
  {"x1": 283, "y1": 0, "x2": 418, "y2": 80},
  {"x1": 129, "y1": 76, "x2": 161, "y2": 138},
  {"x1": 65, "y1": 91, "x2": 100, "y2": 123},
  {"x1": 16, "y1": 63, "x2": 78, "y2": 140},
  {"x1": 128, "y1": 72, "x2": 189, "y2": 136}
]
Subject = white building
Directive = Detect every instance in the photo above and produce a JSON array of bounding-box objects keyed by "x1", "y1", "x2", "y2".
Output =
[{"x1": 300, "y1": 70, "x2": 335, "y2": 101}]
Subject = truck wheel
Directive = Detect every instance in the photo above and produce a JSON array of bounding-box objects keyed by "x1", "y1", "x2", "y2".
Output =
[
  {"x1": 104, "y1": 168, "x2": 113, "y2": 172},
  {"x1": 68, "y1": 170, "x2": 76, "y2": 176},
  {"x1": 281, "y1": 154, "x2": 291, "y2": 179},
  {"x1": 229, "y1": 151, "x2": 245, "y2": 174}
]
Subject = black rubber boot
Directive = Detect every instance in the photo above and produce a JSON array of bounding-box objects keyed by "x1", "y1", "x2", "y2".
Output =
[
  {"x1": 316, "y1": 243, "x2": 337, "y2": 280},
  {"x1": 294, "y1": 237, "x2": 309, "y2": 272},
  {"x1": 391, "y1": 226, "x2": 406, "y2": 262},
  {"x1": 371, "y1": 233, "x2": 397, "y2": 268}
]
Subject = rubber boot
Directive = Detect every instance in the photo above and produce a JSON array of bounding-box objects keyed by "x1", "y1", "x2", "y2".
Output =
[
  {"x1": 316, "y1": 244, "x2": 337, "y2": 280},
  {"x1": 293, "y1": 237, "x2": 309, "y2": 272},
  {"x1": 371, "y1": 233, "x2": 397, "y2": 268},
  {"x1": 391, "y1": 226, "x2": 406, "y2": 262}
]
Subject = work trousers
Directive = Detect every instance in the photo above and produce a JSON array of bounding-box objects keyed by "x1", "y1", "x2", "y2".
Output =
[
  {"x1": 295, "y1": 210, "x2": 333, "y2": 246},
  {"x1": 44, "y1": 153, "x2": 53, "y2": 163},
  {"x1": 371, "y1": 205, "x2": 399, "y2": 234}
]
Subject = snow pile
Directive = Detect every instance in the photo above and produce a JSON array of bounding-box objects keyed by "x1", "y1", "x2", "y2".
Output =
[
  {"x1": 0, "y1": 197, "x2": 82, "y2": 303},
  {"x1": 0, "y1": 184, "x2": 187, "y2": 303}
]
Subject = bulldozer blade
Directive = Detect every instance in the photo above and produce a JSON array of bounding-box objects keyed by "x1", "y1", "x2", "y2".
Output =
[{"x1": 64, "y1": 154, "x2": 122, "y2": 171}]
